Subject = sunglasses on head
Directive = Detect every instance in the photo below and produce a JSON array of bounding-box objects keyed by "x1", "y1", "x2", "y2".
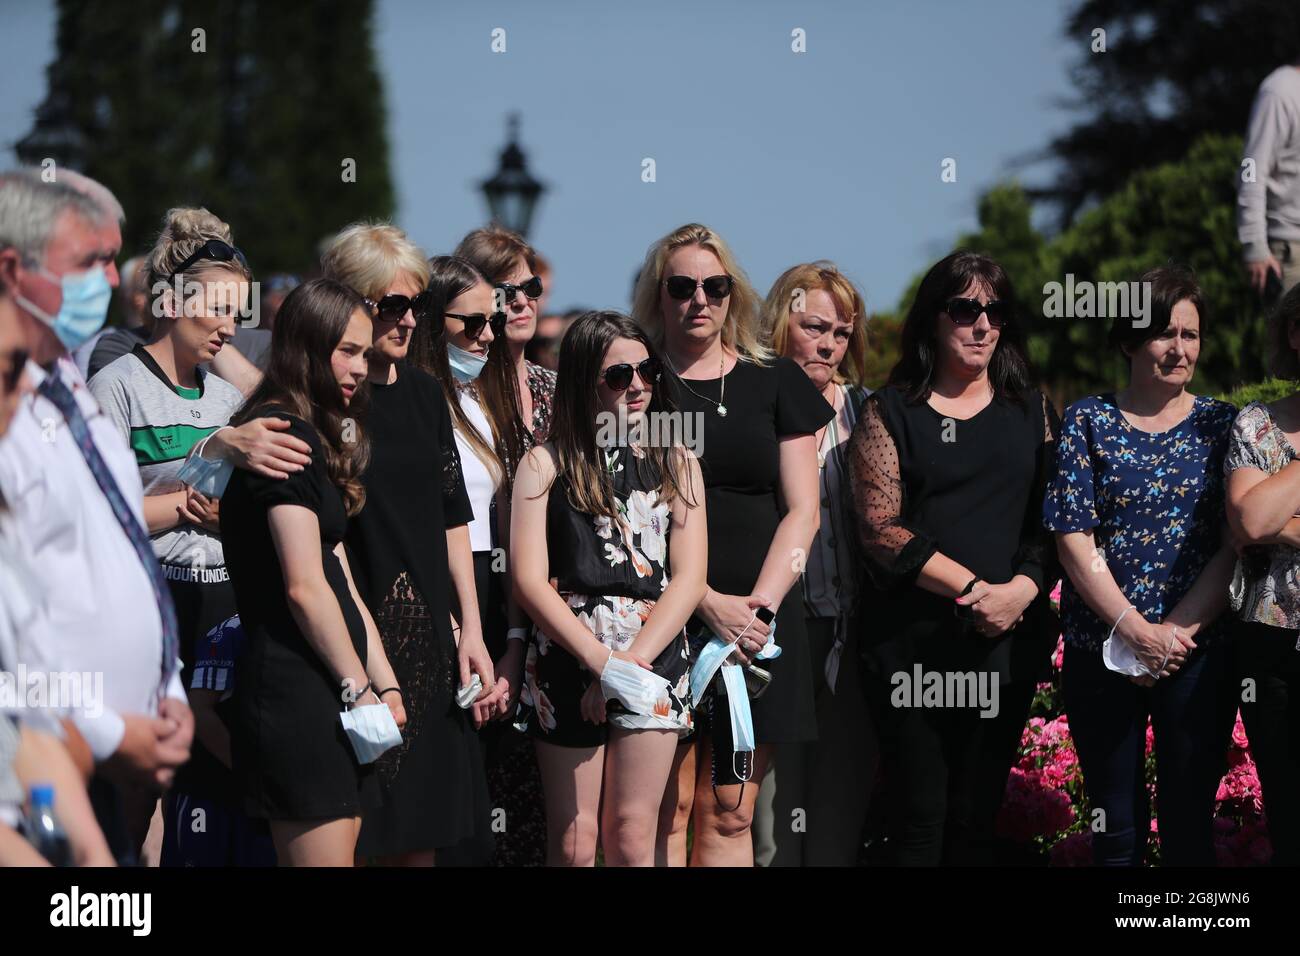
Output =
[
  {"x1": 494, "y1": 276, "x2": 544, "y2": 306},
  {"x1": 1, "y1": 348, "x2": 29, "y2": 392},
  {"x1": 444, "y1": 311, "x2": 507, "y2": 340},
  {"x1": 602, "y1": 357, "x2": 662, "y2": 392},
  {"x1": 365, "y1": 291, "x2": 439, "y2": 326},
  {"x1": 944, "y1": 297, "x2": 1010, "y2": 328},
  {"x1": 664, "y1": 274, "x2": 732, "y2": 301},
  {"x1": 170, "y1": 239, "x2": 248, "y2": 278}
]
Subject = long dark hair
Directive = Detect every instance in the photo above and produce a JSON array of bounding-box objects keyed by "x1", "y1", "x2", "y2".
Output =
[
  {"x1": 408, "y1": 256, "x2": 519, "y2": 485},
  {"x1": 549, "y1": 310, "x2": 695, "y2": 520},
  {"x1": 888, "y1": 250, "x2": 1033, "y2": 404},
  {"x1": 232, "y1": 278, "x2": 371, "y2": 515}
]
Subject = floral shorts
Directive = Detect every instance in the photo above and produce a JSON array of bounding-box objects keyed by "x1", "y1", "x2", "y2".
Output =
[{"x1": 516, "y1": 592, "x2": 692, "y2": 748}]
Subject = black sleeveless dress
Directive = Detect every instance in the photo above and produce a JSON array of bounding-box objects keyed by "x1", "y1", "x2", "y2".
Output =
[{"x1": 516, "y1": 445, "x2": 692, "y2": 748}]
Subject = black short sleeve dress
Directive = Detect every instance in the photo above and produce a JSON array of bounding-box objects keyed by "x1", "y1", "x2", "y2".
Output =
[
  {"x1": 345, "y1": 366, "x2": 490, "y2": 857},
  {"x1": 671, "y1": 356, "x2": 834, "y2": 744},
  {"x1": 219, "y1": 410, "x2": 378, "y2": 820}
]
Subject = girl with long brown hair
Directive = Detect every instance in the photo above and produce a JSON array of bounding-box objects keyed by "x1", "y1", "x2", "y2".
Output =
[
  {"x1": 220, "y1": 278, "x2": 406, "y2": 866},
  {"x1": 511, "y1": 310, "x2": 706, "y2": 865}
]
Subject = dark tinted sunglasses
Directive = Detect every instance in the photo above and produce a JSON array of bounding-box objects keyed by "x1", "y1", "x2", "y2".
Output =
[
  {"x1": 1, "y1": 348, "x2": 29, "y2": 392},
  {"x1": 602, "y1": 357, "x2": 662, "y2": 391},
  {"x1": 365, "y1": 291, "x2": 439, "y2": 325},
  {"x1": 495, "y1": 276, "x2": 544, "y2": 306},
  {"x1": 944, "y1": 297, "x2": 1010, "y2": 328},
  {"x1": 170, "y1": 239, "x2": 248, "y2": 277},
  {"x1": 665, "y1": 274, "x2": 732, "y2": 301},
  {"x1": 444, "y1": 311, "x2": 507, "y2": 340}
]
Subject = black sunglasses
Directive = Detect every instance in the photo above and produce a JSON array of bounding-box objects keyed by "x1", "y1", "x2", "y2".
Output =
[
  {"x1": 365, "y1": 291, "x2": 439, "y2": 326},
  {"x1": 944, "y1": 297, "x2": 1010, "y2": 328},
  {"x1": 602, "y1": 357, "x2": 662, "y2": 392},
  {"x1": 1, "y1": 348, "x2": 29, "y2": 392},
  {"x1": 444, "y1": 311, "x2": 507, "y2": 340},
  {"x1": 170, "y1": 239, "x2": 248, "y2": 278},
  {"x1": 494, "y1": 276, "x2": 544, "y2": 307},
  {"x1": 664, "y1": 274, "x2": 732, "y2": 301}
]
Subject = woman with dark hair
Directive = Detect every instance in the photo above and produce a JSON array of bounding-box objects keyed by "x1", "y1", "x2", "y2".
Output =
[
  {"x1": 1224, "y1": 280, "x2": 1300, "y2": 864},
  {"x1": 319, "y1": 227, "x2": 498, "y2": 867},
  {"x1": 1045, "y1": 265, "x2": 1237, "y2": 866},
  {"x1": 220, "y1": 278, "x2": 407, "y2": 866},
  {"x1": 511, "y1": 310, "x2": 706, "y2": 865},
  {"x1": 848, "y1": 250, "x2": 1059, "y2": 866},
  {"x1": 409, "y1": 254, "x2": 542, "y2": 866},
  {"x1": 454, "y1": 226, "x2": 553, "y2": 471}
]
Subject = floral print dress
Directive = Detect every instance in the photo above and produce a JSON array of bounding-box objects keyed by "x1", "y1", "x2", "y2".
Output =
[
  {"x1": 517, "y1": 446, "x2": 692, "y2": 747},
  {"x1": 1043, "y1": 393, "x2": 1237, "y2": 650}
]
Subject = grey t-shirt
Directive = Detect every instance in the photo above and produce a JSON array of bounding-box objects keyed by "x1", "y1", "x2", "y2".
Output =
[{"x1": 89, "y1": 345, "x2": 244, "y2": 578}]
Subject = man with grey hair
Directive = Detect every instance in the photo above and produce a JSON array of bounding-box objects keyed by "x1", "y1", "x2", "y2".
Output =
[{"x1": 0, "y1": 167, "x2": 193, "y2": 864}]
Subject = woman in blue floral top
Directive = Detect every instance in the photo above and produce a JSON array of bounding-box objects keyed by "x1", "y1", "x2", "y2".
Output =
[
  {"x1": 1224, "y1": 282, "x2": 1300, "y2": 865},
  {"x1": 1044, "y1": 266, "x2": 1238, "y2": 867}
]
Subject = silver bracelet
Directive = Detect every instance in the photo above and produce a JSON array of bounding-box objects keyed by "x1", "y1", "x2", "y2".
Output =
[{"x1": 1108, "y1": 605, "x2": 1137, "y2": 644}]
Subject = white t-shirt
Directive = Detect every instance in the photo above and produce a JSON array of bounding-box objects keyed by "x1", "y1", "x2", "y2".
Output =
[{"x1": 455, "y1": 388, "x2": 500, "y2": 553}]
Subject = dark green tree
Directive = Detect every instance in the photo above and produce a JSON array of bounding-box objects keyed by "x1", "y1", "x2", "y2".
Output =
[
  {"x1": 1034, "y1": 0, "x2": 1300, "y2": 226},
  {"x1": 16, "y1": 0, "x2": 394, "y2": 291}
]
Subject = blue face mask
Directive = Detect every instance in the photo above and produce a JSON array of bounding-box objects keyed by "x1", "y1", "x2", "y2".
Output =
[
  {"x1": 447, "y1": 342, "x2": 488, "y2": 383},
  {"x1": 17, "y1": 264, "x2": 113, "y2": 352}
]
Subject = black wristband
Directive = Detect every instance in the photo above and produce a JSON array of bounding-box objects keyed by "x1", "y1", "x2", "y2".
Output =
[
  {"x1": 958, "y1": 576, "x2": 980, "y2": 598},
  {"x1": 377, "y1": 687, "x2": 402, "y2": 699}
]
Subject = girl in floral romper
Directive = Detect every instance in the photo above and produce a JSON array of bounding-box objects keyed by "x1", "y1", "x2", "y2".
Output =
[{"x1": 511, "y1": 310, "x2": 707, "y2": 866}]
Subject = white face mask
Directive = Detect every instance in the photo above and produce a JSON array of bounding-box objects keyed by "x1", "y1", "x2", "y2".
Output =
[
  {"x1": 339, "y1": 702, "x2": 402, "y2": 764},
  {"x1": 689, "y1": 613, "x2": 781, "y2": 704},
  {"x1": 600, "y1": 654, "x2": 673, "y2": 716},
  {"x1": 1101, "y1": 633, "x2": 1157, "y2": 679}
]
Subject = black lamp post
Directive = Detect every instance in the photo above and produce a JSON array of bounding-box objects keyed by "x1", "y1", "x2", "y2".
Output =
[{"x1": 480, "y1": 113, "x2": 545, "y2": 238}]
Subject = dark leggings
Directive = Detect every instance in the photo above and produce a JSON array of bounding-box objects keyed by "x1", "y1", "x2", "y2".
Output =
[
  {"x1": 1234, "y1": 620, "x2": 1300, "y2": 865},
  {"x1": 1064, "y1": 638, "x2": 1235, "y2": 866},
  {"x1": 869, "y1": 671, "x2": 1035, "y2": 866}
]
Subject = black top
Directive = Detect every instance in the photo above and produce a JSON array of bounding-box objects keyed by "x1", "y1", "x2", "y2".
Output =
[
  {"x1": 669, "y1": 355, "x2": 833, "y2": 744},
  {"x1": 847, "y1": 384, "x2": 1061, "y2": 682},
  {"x1": 221, "y1": 410, "x2": 364, "y2": 647},
  {"x1": 345, "y1": 365, "x2": 473, "y2": 707},
  {"x1": 546, "y1": 444, "x2": 672, "y2": 599},
  {"x1": 670, "y1": 356, "x2": 835, "y2": 597}
]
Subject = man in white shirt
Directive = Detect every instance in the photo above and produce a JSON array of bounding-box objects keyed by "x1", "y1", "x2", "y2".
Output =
[
  {"x1": 0, "y1": 169, "x2": 193, "y2": 860},
  {"x1": 1238, "y1": 60, "x2": 1300, "y2": 297}
]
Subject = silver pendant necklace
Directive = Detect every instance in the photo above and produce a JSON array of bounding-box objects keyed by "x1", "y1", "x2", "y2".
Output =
[{"x1": 670, "y1": 354, "x2": 727, "y2": 417}]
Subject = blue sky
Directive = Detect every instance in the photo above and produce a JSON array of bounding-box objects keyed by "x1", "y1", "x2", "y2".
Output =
[{"x1": 1, "y1": 0, "x2": 1079, "y2": 315}]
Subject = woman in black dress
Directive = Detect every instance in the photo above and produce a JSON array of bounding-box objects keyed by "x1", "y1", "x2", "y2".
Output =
[
  {"x1": 220, "y1": 279, "x2": 406, "y2": 866},
  {"x1": 632, "y1": 223, "x2": 833, "y2": 866},
  {"x1": 847, "y1": 251, "x2": 1059, "y2": 866},
  {"x1": 321, "y1": 226, "x2": 498, "y2": 866}
]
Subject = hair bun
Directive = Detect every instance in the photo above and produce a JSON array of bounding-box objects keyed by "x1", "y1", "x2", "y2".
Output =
[{"x1": 162, "y1": 206, "x2": 232, "y2": 244}]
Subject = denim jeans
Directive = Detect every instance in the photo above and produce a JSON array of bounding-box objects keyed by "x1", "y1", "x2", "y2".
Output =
[{"x1": 1063, "y1": 637, "x2": 1235, "y2": 866}]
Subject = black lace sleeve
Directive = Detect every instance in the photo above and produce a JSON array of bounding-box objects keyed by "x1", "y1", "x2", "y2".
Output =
[
  {"x1": 847, "y1": 393, "x2": 939, "y2": 590},
  {"x1": 1013, "y1": 391, "x2": 1061, "y2": 593},
  {"x1": 436, "y1": 387, "x2": 474, "y2": 528}
]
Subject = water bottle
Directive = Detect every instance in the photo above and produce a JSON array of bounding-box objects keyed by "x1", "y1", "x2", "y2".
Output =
[{"x1": 22, "y1": 784, "x2": 71, "y2": 866}]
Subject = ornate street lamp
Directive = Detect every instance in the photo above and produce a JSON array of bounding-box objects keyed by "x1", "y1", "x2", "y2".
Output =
[{"x1": 480, "y1": 112, "x2": 545, "y2": 238}]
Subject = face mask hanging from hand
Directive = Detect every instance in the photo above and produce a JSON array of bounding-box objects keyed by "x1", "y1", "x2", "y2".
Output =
[
  {"x1": 599, "y1": 654, "x2": 673, "y2": 716},
  {"x1": 339, "y1": 701, "x2": 402, "y2": 764},
  {"x1": 446, "y1": 342, "x2": 488, "y2": 383},
  {"x1": 15, "y1": 264, "x2": 113, "y2": 352}
]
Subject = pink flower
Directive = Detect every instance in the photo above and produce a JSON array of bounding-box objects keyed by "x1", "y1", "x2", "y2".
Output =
[{"x1": 1049, "y1": 830, "x2": 1092, "y2": 867}]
